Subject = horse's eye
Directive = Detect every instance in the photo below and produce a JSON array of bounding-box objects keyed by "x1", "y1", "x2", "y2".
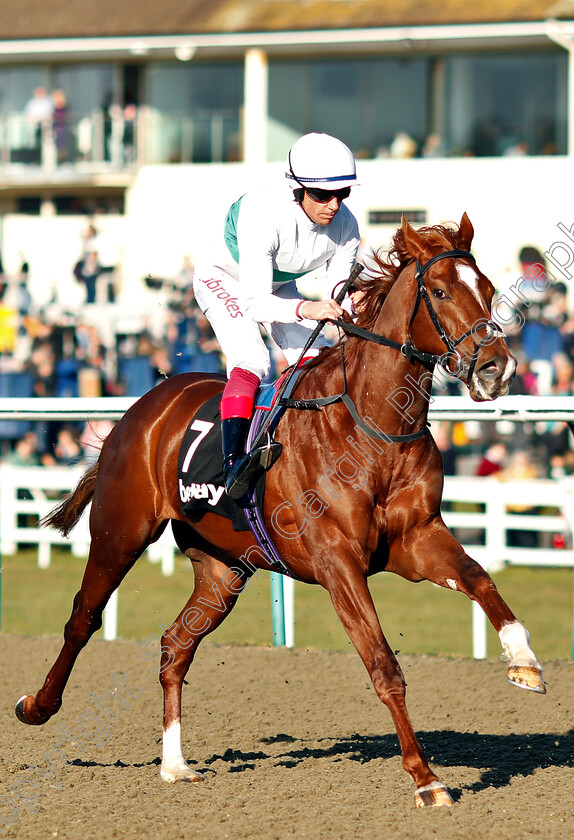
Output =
[{"x1": 433, "y1": 288, "x2": 447, "y2": 300}]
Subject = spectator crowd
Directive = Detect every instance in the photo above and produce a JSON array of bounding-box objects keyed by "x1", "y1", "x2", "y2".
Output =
[
  {"x1": 0, "y1": 236, "x2": 573, "y2": 513},
  {"x1": 0, "y1": 237, "x2": 229, "y2": 465}
]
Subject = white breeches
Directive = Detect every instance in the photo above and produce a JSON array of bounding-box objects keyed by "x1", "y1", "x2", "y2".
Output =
[{"x1": 193, "y1": 273, "x2": 329, "y2": 379}]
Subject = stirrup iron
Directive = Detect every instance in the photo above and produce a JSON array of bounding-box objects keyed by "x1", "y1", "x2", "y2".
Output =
[{"x1": 259, "y1": 434, "x2": 282, "y2": 470}]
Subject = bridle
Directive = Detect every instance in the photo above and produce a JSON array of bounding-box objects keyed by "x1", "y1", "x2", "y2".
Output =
[
  {"x1": 272, "y1": 248, "x2": 506, "y2": 446},
  {"x1": 333, "y1": 248, "x2": 504, "y2": 386},
  {"x1": 246, "y1": 248, "x2": 506, "y2": 575}
]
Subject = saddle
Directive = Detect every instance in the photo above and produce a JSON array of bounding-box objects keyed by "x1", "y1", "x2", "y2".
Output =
[
  {"x1": 177, "y1": 392, "x2": 251, "y2": 531},
  {"x1": 177, "y1": 368, "x2": 308, "y2": 577}
]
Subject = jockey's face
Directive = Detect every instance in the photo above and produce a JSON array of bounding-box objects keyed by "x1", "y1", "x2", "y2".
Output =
[{"x1": 301, "y1": 190, "x2": 342, "y2": 226}]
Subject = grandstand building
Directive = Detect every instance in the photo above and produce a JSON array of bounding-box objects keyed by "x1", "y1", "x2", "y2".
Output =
[{"x1": 0, "y1": 0, "x2": 573, "y2": 307}]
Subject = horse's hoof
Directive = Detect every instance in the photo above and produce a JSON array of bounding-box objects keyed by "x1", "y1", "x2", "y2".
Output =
[
  {"x1": 507, "y1": 665, "x2": 546, "y2": 694},
  {"x1": 15, "y1": 695, "x2": 35, "y2": 725},
  {"x1": 414, "y1": 781, "x2": 454, "y2": 808},
  {"x1": 160, "y1": 757, "x2": 205, "y2": 784},
  {"x1": 15, "y1": 695, "x2": 54, "y2": 725}
]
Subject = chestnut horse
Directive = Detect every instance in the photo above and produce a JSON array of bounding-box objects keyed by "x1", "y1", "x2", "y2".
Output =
[{"x1": 15, "y1": 214, "x2": 545, "y2": 808}]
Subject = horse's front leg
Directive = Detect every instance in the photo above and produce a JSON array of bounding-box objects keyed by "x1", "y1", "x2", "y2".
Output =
[
  {"x1": 321, "y1": 563, "x2": 453, "y2": 808},
  {"x1": 158, "y1": 551, "x2": 245, "y2": 783},
  {"x1": 389, "y1": 518, "x2": 545, "y2": 694}
]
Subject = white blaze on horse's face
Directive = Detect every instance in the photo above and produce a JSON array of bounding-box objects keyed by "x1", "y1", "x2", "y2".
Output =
[
  {"x1": 456, "y1": 263, "x2": 482, "y2": 302},
  {"x1": 451, "y1": 259, "x2": 517, "y2": 400}
]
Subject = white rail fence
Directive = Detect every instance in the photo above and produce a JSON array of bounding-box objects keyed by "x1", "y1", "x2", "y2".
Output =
[
  {"x1": 0, "y1": 394, "x2": 574, "y2": 654},
  {"x1": 441, "y1": 477, "x2": 574, "y2": 658},
  {"x1": 0, "y1": 464, "x2": 176, "y2": 572},
  {"x1": 1, "y1": 465, "x2": 572, "y2": 649},
  {"x1": 0, "y1": 464, "x2": 176, "y2": 640}
]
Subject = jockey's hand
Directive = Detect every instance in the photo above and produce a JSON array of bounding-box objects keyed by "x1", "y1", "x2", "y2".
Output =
[{"x1": 300, "y1": 298, "x2": 344, "y2": 322}]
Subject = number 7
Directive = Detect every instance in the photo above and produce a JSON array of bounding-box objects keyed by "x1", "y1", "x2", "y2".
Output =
[{"x1": 181, "y1": 419, "x2": 214, "y2": 472}]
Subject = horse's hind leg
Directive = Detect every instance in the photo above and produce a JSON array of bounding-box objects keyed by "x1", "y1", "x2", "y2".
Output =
[
  {"x1": 158, "y1": 549, "x2": 247, "y2": 783},
  {"x1": 323, "y1": 563, "x2": 453, "y2": 808},
  {"x1": 390, "y1": 521, "x2": 545, "y2": 694},
  {"x1": 16, "y1": 513, "x2": 165, "y2": 726}
]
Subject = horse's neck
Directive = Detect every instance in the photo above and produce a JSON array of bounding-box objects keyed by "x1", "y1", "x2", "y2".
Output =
[
  {"x1": 341, "y1": 276, "x2": 432, "y2": 436},
  {"x1": 345, "y1": 340, "x2": 432, "y2": 438}
]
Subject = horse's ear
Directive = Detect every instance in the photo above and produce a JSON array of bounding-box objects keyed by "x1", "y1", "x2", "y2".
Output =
[
  {"x1": 458, "y1": 212, "x2": 474, "y2": 251},
  {"x1": 401, "y1": 215, "x2": 429, "y2": 260}
]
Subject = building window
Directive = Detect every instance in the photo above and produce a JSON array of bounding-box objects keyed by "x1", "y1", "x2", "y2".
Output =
[
  {"x1": 146, "y1": 62, "x2": 243, "y2": 163},
  {"x1": 268, "y1": 57, "x2": 429, "y2": 161},
  {"x1": 53, "y1": 64, "x2": 115, "y2": 115},
  {"x1": 0, "y1": 67, "x2": 50, "y2": 113},
  {"x1": 442, "y1": 52, "x2": 567, "y2": 157},
  {"x1": 267, "y1": 50, "x2": 567, "y2": 160}
]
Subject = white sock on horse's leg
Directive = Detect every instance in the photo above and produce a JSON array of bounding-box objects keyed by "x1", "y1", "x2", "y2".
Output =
[
  {"x1": 499, "y1": 620, "x2": 545, "y2": 693},
  {"x1": 499, "y1": 620, "x2": 536, "y2": 666},
  {"x1": 160, "y1": 720, "x2": 205, "y2": 783}
]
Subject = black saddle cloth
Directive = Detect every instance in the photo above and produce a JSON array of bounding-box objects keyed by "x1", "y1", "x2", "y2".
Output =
[{"x1": 177, "y1": 394, "x2": 252, "y2": 531}]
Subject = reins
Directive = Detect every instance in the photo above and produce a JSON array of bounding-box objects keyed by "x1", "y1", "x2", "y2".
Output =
[
  {"x1": 281, "y1": 337, "x2": 428, "y2": 443},
  {"x1": 253, "y1": 247, "x2": 503, "y2": 448},
  {"x1": 330, "y1": 249, "x2": 502, "y2": 381},
  {"x1": 281, "y1": 248, "x2": 503, "y2": 443},
  {"x1": 412, "y1": 249, "x2": 503, "y2": 382}
]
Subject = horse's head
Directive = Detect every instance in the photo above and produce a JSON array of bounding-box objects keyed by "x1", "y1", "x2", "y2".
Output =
[{"x1": 389, "y1": 213, "x2": 517, "y2": 401}]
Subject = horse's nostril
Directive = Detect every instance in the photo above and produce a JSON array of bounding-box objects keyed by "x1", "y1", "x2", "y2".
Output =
[{"x1": 478, "y1": 360, "x2": 500, "y2": 375}]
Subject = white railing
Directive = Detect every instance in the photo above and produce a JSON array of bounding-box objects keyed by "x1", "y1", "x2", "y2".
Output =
[
  {"x1": 0, "y1": 394, "x2": 574, "y2": 653},
  {"x1": 442, "y1": 476, "x2": 574, "y2": 658},
  {"x1": 442, "y1": 477, "x2": 574, "y2": 569},
  {"x1": 0, "y1": 463, "x2": 176, "y2": 641},
  {"x1": 0, "y1": 108, "x2": 239, "y2": 172},
  {"x1": 1, "y1": 393, "x2": 574, "y2": 421},
  {"x1": 0, "y1": 464, "x2": 89, "y2": 564},
  {"x1": 0, "y1": 109, "x2": 137, "y2": 172},
  {"x1": 1, "y1": 466, "x2": 573, "y2": 653},
  {"x1": 0, "y1": 463, "x2": 176, "y2": 570}
]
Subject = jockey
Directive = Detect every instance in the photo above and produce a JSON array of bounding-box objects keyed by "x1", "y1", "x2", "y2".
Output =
[{"x1": 192, "y1": 132, "x2": 361, "y2": 499}]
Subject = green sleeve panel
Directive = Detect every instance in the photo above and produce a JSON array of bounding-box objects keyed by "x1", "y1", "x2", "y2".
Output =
[{"x1": 224, "y1": 196, "x2": 308, "y2": 285}]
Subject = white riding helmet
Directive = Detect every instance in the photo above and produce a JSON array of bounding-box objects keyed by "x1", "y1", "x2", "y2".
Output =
[{"x1": 286, "y1": 133, "x2": 358, "y2": 191}]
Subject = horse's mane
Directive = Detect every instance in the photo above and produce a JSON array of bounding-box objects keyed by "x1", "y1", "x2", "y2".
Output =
[
  {"x1": 305, "y1": 219, "x2": 465, "y2": 376},
  {"x1": 358, "y1": 219, "x2": 464, "y2": 331}
]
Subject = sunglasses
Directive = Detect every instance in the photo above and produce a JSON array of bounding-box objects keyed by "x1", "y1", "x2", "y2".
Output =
[{"x1": 306, "y1": 186, "x2": 351, "y2": 204}]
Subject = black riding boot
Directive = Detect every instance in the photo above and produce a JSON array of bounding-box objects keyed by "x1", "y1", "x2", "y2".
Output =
[{"x1": 221, "y1": 417, "x2": 282, "y2": 500}]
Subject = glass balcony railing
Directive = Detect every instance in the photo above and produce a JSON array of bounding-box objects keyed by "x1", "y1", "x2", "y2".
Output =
[
  {"x1": 145, "y1": 110, "x2": 241, "y2": 164},
  {"x1": 0, "y1": 108, "x2": 242, "y2": 175},
  {"x1": 0, "y1": 109, "x2": 137, "y2": 172}
]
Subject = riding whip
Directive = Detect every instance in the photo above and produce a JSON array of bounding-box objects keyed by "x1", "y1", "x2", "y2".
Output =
[{"x1": 250, "y1": 261, "x2": 364, "y2": 451}]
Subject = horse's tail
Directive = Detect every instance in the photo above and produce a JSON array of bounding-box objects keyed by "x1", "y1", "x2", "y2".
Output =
[{"x1": 40, "y1": 460, "x2": 99, "y2": 537}]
